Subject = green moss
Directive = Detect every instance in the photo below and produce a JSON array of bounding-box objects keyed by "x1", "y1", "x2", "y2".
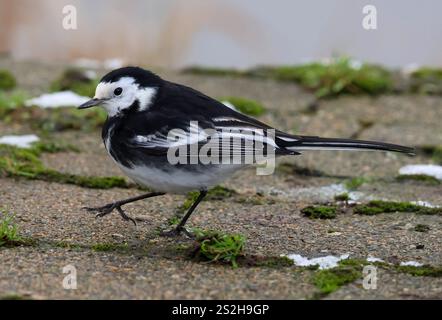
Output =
[
  {"x1": 0, "y1": 212, "x2": 34, "y2": 247},
  {"x1": 178, "y1": 186, "x2": 236, "y2": 213},
  {"x1": 0, "y1": 70, "x2": 16, "y2": 90},
  {"x1": 410, "y1": 67, "x2": 442, "y2": 94},
  {"x1": 248, "y1": 57, "x2": 393, "y2": 98},
  {"x1": 301, "y1": 205, "x2": 337, "y2": 219},
  {"x1": 181, "y1": 66, "x2": 244, "y2": 77},
  {"x1": 192, "y1": 229, "x2": 245, "y2": 268},
  {"x1": 344, "y1": 177, "x2": 368, "y2": 190},
  {"x1": 0, "y1": 90, "x2": 28, "y2": 119},
  {"x1": 312, "y1": 265, "x2": 361, "y2": 295},
  {"x1": 416, "y1": 145, "x2": 442, "y2": 164},
  {"x1": 395, "y1": 265, "x2": 442, "y2": 277},
  {"x1": 354, "y1": 200, "x2": 442, "y2": 216},
  {"x1": 414, "y1": 224, "x2": 431, "y2": 232},
  {"x1": 252, "y1": 256, "x2": 294, "y2": 268},
  {"x1": 0, "y1": 144, "x2": 129, "y2": 189},
  {"x1": 334, "y1": 193, "x2": 350, "y2": 202},
  {"x1": 396, "y1": 174, "x2": 440, "y2": 185},
  {"x1": 183, "y1": 58, "x2": 393, "y2": 99},
  {"x1": 0, "y1": 294, "x2": 29, "y2": 300},
  {"x1": 91, "y1": 242, "x2": 129, "y2": 252},
  {"x1": 218, "y1": 96, "x2": 266, "y2": 116},
  {"x1": 50, "y1": 68, "x2": 98, "y2": 97}
]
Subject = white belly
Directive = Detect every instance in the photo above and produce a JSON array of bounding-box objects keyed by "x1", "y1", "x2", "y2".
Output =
[{"x1": 118, "y1": 163, "x2": 242, "y2": 194}]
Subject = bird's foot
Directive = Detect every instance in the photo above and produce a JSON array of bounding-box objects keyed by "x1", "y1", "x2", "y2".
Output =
[
  {"x1": 83, "y1": 202, "x2": 137, "y2": 226},
  {"x1": 160, "y1": 226, "x2": 194, "y2": 238}
]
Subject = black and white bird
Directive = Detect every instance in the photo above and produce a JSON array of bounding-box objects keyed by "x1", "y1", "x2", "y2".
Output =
[{"x1": 78, "y1": 66, "x2": 414, "y2": 236}]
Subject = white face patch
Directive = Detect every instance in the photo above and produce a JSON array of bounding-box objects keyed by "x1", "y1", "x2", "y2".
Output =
[{"x1": 94, "y1": 76, "x2": 157, "y2": 117}]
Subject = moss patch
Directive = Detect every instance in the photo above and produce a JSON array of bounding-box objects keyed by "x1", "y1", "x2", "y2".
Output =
[
  {"x1": 0, "y1": 144, "x2": 129, "y2": 189},
  {"x1": 409, "y1": 67, "x2": 442, "y2": 95},
  {"x1": 312, "y1": 264, "x2": 361, "y2": 295},
  {"x1": 354, "y1": 200, "x2": 442, "y2": 216},
  {"x1": 218, "y1": 96, "x2": 266, "y2": 116},
  {"x1": 301, "y1": 205, "x2": 337, "y2": 219},
  {"x1": 396, "y1": 265, "x2": 442, "y2": 277},
  {"x1": 191, "y1": 229, "x2": 245, "y2": 268},
  {"x1": 50, "y1": 68, "x2": 98, "y2": 97},
  {"x1": 396, "y1": 174, "x2": 440, "y2": 185},
  {"x1": 334, "y1": 193, "x2": 350, "y2": 202},
  {"x1": 0, "y1": 90, "x2": 28, "y2": 120},
  {"x1": 0, "y1": 70, "x2": 16, "y2": 90},
  {"x1": 91, "y1": 242, "x2": 129, "y2": 252}
]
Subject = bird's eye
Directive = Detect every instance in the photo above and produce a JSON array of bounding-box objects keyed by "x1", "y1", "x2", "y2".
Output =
[{"x1": 114, "y1": 87, "x2": 123, "y2": 96}]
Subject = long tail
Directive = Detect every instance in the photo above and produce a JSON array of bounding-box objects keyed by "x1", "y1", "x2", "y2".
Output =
[{"x1": 281, "y1": 135, "x2": 415, "y2": 155}]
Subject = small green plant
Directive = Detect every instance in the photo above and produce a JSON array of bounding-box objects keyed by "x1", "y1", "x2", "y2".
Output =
[
  {"x1": 192, "y1": 229, "x2": 245, "y2": 268},
  {"x1": 301, "y1": 205, "x2": 337, "y2": 219},
  {"x1": 0, "y1": 70, "x2": 16, "y2": 90},
  {"x1": 0, "y1": 90, "x2": 28, "y2": 116},
  {"x1": 354, "y1": 200, "x2": 442, "y2": 216},
  {"x1": 218, "y1": 96, "x2": 266, "y2": 116},
  {"x1": 0, "y1": 213, "x2": 22, "y2": 247},
  {"x1": 344, "y1": 177, "x2": 368, "y2": 190},
  {"x1": 334, "y1": 193, "x2": 350, "y2": 202}
]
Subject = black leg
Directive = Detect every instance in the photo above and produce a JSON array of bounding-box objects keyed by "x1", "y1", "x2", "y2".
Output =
[
  {"x1": 83, "y1": 191, "x2": 165, "y2": 225},
  {"x1": 161, "y1": 190, "x2": 208, "y2": 237}
]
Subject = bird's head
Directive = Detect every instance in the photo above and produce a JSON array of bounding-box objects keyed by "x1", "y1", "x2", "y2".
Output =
[{"x1": 78, "y1": 67, "x2": 162, "y2": 117}]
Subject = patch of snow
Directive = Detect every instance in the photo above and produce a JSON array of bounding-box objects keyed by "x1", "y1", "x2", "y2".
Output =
[
  {"x1": 73, "y1": 58, "x2": 124, "y2": 70},
  {"x1": 411, "y1": 200, "x2": 439, "y2": 208},
  {"x1": 84, "y1": 70, "x2": 97, "y2": 80},
  {"x1": 401, "y1": 63, "x2": 420, "y2": 75},
  {"x1": 399, "y1": 164, "x2": 442, "y2": 180},
  {"x1": 103, "y1": 58, "x2": 124, "y2": 69},
  {"x1": 285, "y1": 253, "x2": 350, "y2": 270},
  {"x1": 25, "y1": 91, "x2": 89, "y2": 108},
  {"x1": 367, "y1": 256, "x2": 384, "y2": 263},
  {"x1": 0, "y1": 134, "x2": 39, "y2": 148},
  {"x1": 400, "y1": 261, "x2": 423, "y2": 267}
]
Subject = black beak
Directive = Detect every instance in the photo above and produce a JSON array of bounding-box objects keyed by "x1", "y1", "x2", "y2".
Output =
[{"x1": 78, "y1": 98, "x2": 103, "y2": 109}]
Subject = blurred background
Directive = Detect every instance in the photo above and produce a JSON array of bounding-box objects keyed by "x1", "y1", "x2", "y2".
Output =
[{"x1": 1, "y1": 0, "x2": 442, "y2": 68}]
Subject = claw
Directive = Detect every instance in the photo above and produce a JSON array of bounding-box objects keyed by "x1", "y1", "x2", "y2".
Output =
[{"x1": 83, "y1": 202, "x2": 136, "y2": 225}]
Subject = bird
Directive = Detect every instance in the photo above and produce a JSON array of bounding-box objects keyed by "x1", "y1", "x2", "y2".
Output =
[{"x1": 78, "y1": 66, "x2": 414, "y2": 236}]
